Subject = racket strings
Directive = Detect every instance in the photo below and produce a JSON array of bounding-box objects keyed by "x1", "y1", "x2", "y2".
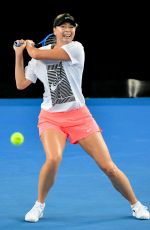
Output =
[{"x1": 44, "y1": 35, "x2": 56, "y2": 46}]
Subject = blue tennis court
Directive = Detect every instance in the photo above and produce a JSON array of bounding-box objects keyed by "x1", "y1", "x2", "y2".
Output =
[{"x1": 0, "y1": 98, "x2": 150, "y2": 230}]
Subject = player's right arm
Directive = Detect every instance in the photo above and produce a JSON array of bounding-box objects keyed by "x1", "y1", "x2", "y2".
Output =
[{"x1": 13, "y1": 42, "x2": 32, "y2": 90}]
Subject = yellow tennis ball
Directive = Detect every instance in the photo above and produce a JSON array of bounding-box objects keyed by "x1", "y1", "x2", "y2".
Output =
[{"x1": 10, "y1": 132, "x2": 24, "y2": 146}]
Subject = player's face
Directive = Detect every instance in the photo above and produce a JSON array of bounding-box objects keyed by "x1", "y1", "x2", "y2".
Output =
[{"x1": 54, "y1": 22, "x2": 76, "y2": 44}]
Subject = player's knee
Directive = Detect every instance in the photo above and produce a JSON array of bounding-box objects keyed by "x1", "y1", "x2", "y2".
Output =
[
  {"x1": 102, "y1": 162, "x2": 117, "y2": 178},
  {"x1": 46, "y1": 153, "x2": 62, "y2": 167}
]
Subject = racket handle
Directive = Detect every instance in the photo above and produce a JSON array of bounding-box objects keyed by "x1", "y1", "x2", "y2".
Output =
[{"x1": 14, "y1": 41, "x2": 24, "y2": 47}]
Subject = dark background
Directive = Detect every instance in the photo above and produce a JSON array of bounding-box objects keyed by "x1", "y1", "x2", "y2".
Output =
[{"x1": 1, "y1": 1, "x2": 149, "y2": 98}]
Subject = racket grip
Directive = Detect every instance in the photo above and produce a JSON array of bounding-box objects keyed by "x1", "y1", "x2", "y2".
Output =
[{"x1": 14, "y1": 41, "x2": 24, "y2": 47}]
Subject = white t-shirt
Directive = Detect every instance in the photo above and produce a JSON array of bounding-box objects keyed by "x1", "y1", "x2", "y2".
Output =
[{"x1": 25, "y1": 41, "x2": 85, "y2": 112}]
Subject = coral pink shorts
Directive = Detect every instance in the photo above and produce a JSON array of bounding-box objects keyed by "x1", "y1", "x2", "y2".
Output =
[{"x1": 38, "y1": 106, "x2": 101, "y2": 144}]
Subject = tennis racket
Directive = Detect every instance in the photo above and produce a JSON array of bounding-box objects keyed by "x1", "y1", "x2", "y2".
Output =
[{"x1": 14, "y1": 33, "x2": 56, "y2": 47}]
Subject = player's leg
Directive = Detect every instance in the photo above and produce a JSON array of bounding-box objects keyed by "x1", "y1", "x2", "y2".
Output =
[
  {"x1": 38, "y1": 128, "x2": 67, "y2": 203},
  {"x1": 25, "y1": 128, "x2": 67, "y2": 222},
  {"x1": 79, "y1": 132, "x2": 150, "y2": 219},
  {"x1": 79, "y1": 132, "x2": 137, "y2": 204}
]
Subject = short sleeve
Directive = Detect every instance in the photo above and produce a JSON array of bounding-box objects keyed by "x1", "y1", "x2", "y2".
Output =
[
  {"x1": 61, "y1": 41, "x2": 85, "y2": 66},
  {"x1": 25, "y1": 59, "x2": 37, "y2": 83}
]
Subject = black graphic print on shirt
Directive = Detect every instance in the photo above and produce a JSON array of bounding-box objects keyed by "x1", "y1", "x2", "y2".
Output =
[{"x1": 47, "y1": 62, "x2": 75, "y2": 106}]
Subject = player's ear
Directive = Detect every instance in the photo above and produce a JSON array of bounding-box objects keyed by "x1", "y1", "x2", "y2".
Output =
[{"x1": 53, "y1": 28, "x2": 56, "y2": 35}]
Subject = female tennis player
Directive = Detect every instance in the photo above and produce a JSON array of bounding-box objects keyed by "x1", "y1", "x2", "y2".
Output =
[{"x1": 13, "y1": 13, "x2": 150, "y2": 222}]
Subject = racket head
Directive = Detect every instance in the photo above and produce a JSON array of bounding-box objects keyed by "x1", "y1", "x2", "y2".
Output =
[{"x1": 36, "y1": 33, "x2": 56, "y2": 47}]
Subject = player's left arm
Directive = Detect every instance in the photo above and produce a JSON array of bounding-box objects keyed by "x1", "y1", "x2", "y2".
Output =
[{"x1": 26, "y1": 41, "x2": 70, "y2": 61}]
